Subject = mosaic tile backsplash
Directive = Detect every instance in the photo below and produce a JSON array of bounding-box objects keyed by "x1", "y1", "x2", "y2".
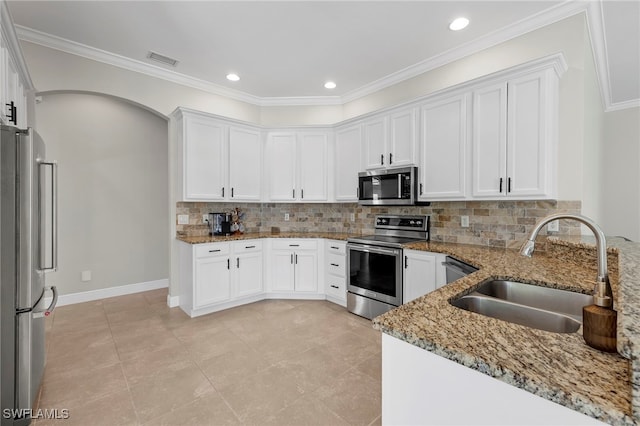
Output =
[{"x1": 176, "y1": 200, "x2": 581, "y2": 249}]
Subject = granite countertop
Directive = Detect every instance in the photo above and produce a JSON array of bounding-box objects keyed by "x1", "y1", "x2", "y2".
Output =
[
  {"x1": 176, "y1": 231, "x2": 355, "y2": 244},
  {"x1": 374, "y1": 238, "x2": 640, "y2": 425}
]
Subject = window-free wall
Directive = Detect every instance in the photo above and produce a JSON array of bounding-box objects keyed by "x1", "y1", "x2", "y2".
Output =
[{"x1": 35, "y1": 93, "x2": 169, "y2": 295}]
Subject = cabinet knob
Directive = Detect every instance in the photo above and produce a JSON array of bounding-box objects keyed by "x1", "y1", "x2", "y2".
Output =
[
  {"x1": 508, "y1": 177, "x2": 512, "y2": 193},
  {"x1": 330, "y1": 263, "x2": 339, "y2": 267},
  {"x1": 380, "y1": 154, "x2": 384, "y2": 165},
  {"x1": 389, "y1": 153, "x2": 393, "y2": 164},
  {"x1": 330, "y1": 285, "x2": 339, "y2": 289},
  {"x1": 499, "y1": 177, "x2": 503, "y2": 193}
]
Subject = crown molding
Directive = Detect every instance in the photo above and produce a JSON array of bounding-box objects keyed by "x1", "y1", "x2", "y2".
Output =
[{"x1": 14, "y1": 1, "x2": 636, "y2": 111}]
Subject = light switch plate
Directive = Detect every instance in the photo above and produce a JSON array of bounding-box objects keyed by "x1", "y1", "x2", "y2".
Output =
[
  {"x1": 81, "y1": 270, "x2": 91, "y2": 282},
  {"x1": 350, "y1": 213, "x2": 356, "y2": 222},
  {"x1": 461, "y1": 216, "x2": 470, "y2": 228},
  {"x1": 177, "y1": 214, "x2": 189, "y2": 225},
  {"x1": 202, "y1": 214, "x2": 209, "y2": 223},
  {"x1": 548, "y1": 220, "x2": 559, "y2": 232},
  {"x1": 284, "y1": 213, "x2": 290, "y2": 221}
]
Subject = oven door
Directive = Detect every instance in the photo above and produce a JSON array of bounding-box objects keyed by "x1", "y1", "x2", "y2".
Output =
[{"x1": 346, "y1": 243, "x2": 403, "y2": 306}]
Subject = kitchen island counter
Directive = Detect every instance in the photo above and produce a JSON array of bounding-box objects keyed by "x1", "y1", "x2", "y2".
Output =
[{"x1": 374, "y1": 238, "x2": 639, "y2": 425}]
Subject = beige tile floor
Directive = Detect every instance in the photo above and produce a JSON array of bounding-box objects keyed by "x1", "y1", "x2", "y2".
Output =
[{"x1": 34, "y1": 289, "x2": 382, "y2": 426}]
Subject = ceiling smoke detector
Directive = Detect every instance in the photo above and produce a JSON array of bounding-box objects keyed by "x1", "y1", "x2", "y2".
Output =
[{"x1": 147, "y1": 51, "x2": 179, "y2": 67}]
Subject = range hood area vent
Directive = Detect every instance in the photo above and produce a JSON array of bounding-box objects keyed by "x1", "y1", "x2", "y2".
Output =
[{"x1": 147, "y1": 51, "x2": 179, "y2": 67}]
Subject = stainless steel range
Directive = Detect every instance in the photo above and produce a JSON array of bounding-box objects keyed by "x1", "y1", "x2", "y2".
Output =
[{"x1": 346, "y1": 215, "x2": 430, "y2": 319}]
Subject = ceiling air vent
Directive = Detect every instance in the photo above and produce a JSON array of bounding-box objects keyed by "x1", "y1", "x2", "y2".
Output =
[{"x1": 147, "y1": 51, "x2": 179, "y2": 67}]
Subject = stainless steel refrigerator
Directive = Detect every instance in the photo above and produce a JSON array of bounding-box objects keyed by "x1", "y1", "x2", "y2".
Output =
[{"x1": 1, "y1": 124, "x2": 57, "y2": 426}]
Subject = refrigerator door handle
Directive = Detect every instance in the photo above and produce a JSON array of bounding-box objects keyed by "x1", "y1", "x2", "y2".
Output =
[
  {"x1": 33, "y1": 286, "x2": 58, "y2": 318},
  {"x1": 39, "y1": 161, "x2": 58, "y2": 271}
]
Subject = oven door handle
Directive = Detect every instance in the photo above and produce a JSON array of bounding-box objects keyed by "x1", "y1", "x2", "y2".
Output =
[{"x1": 347, "y1": 243, "x2": 400, "y2": 256}]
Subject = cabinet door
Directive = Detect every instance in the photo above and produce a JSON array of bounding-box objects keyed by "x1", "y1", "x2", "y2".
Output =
[
  {"x1": 507, "y1": 73, "x2": 549, "y2": 197},
  {"x1": 235, "y1": 251, "x2": 263, "y2": 297},
  {"x1": 335, "y1": 125, "x2": 361, "y2": 201},
  {"x1": 229, "y1": 126, "x2": 262, "y2": 201},
  {"x1": 403, "y1": 251, "x2": 437, "y2": 304},
  {"x1": 184, "y1": 116, "x2": 226, "y2": 200},
  {"x1": 472, "y1": 83, "x2": 508, "y2": 198},
  {"x1": 389, "y1": 108, "x2": 417, "y2": 167},
  {"x1": 298, "y1": 132, "x2": 328, "y2": 201},
  {"x1": 266, "y1": 133, "x2": 297, "y2": 201},
  {"x1": 294, "y1": 251, "x2": 318, "y2": 292},
  {"x1": 271, "y1": 250, "x2": 295, "y2": 291},
  {"x1": 194, "y1": 256, "x2": 231, "y2": 308},
  {"x1": 420, "y1": 95, "x2": 468, "y2": 200},
  {"x1": 363, "y1": 117, "x2": 388, "y2": 170}
]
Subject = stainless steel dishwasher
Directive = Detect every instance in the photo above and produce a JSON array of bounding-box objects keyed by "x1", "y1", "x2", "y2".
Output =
[{"x1": 442, "y1": 256, "x2": 478, "y2": 284}]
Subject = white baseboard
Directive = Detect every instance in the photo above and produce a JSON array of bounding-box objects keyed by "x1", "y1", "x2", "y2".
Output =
[
  {"x1": 45, "y1": 279, "x2": 169, "y2": 307},
  {"x1": 167, "y1": 294, "x2": 180, "y2": 307}
]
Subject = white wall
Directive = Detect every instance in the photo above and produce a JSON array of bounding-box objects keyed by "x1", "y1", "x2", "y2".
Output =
[
  {"x1": 35, "y1": 93, "x2": 169, "y2": 295},
  {"x1": 602, "y1": 107, "x2": 640, "y2": 241},
  {"x1": 580, "y1": 21, "x2": 606, "y2": 226}
]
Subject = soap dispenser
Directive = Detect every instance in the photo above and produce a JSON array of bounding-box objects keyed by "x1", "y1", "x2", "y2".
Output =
[{"x1": 583, "y1": 280, "x2": 617, "y2": 353}]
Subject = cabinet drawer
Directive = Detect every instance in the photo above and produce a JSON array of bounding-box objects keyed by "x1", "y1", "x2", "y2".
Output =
[
  {"x1": 195, "y1": 243, "x2": 230, "y2": 258},
  {"x1": 326, "y1": 240, "x2": 346, "y2": 255},
  {"x1": 326, "y1": 276, "x2": 346, "y2": 299},
  {"x1": 326, "y1": 253, "x2": 345, "y2": 277},
  {"x1": 231, "y1": 240, "x2": 263, "y2": 253},
  {"x1": 272, "y1": 239, "x2": 318, "y2": 250}
]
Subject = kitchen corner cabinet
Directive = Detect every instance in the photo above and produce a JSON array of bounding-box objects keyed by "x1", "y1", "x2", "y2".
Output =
[
  {"x1": 419, "y1": 94, "x2": 469, "y2": 200},
  {"x1": 403, "y1": 250, "x2": 446, "y2": 304},
  {"x1": 472, "y1": 69, "x2": 558, "y2": 199},
  {"x1": 172, "y1": 108, "x2": 262, "y2": 202},
  {"x1": 334, "y1": 124, "x2": 361, "y2": 201},
  {"x1": 325, "y1": 240, "x2": 347, "y2": 305},
  {"x1": 265, "y1": 131, "x2": 329, "y2": 202},
  {"x1": 178, "y1": 240, "x2": 264, "y2": 317},
  {"x1": 363, "y1": 107, "x2": 417, "y2": 170},
  {"x1": 270, "y1": 239, "x2": 319, "y2": 294}
]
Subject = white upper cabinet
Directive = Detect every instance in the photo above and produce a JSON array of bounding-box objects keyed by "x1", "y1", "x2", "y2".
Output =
[
  {"x1": 388, "y1": 108, "x2": 418, "y2": 167},
  {"x1": 1, "y1": 10, "x2": 31, "y2": 128},
  {"x1": 266, "y1": 132, "x2": 297, "y2": 201},
  {"x1": 173, "y1": 109, "x2": 263, "y2": 202},
  {"x1": 334, "y1": 124, "x2": 361, "y2": 201},
  {"x1": 229, "y1": 126, "x2": 262, "y2": 201},
  {"x1": 363, "y1": 108, "x2": 417, "y2": 170},
  {"x1": 265, "y1": 130, "x2": 329, "y2": 202},
  {"x1": 419, "y1": 94, "x2": 469, "y2": 200},
  {"x1": 363, "y1": 117, "x2": 388, "y2": 169},
  {"x1": 182, "y1": 114, "x2": 227, "y2": 201},
  {"x1": 472, "y1": 69, "x2": 557, "y2": 199},
  {"x1": 298, "y1": 132, "x2": 329, "y2": 201}
]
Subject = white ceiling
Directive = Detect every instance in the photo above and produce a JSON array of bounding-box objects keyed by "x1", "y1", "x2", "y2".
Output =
[{"x1": 6, "y1": 1, "x2": 640, "y2": 109}]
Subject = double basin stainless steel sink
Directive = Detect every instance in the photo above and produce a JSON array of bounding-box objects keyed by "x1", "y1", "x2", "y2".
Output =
[{"x1": 451, "y1": 280, "x2": 594, "y2": 333}]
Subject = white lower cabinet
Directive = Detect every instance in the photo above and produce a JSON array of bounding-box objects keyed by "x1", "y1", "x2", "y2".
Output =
[
  {"x1": 269, "y1": 239, "x2": 320, "y2": 295},
  {"x1": 382, "y1": 334, "x2": 605, "y2": 425},
  {"x1": 179, "y1": 240, "x2": 264, "y2": 317},
  {"x1": 403, "y1": 250, "x2": 446, "y2": 304},
  {"x1": 325, "y1": 240, "x2": 347, "y2": 305},
  {"x1": 232, "y1": 241, "x2": 263, "y2": 298}
]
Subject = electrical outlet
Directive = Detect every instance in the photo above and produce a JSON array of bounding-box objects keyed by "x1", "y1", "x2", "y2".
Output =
[
  {"x1": 177, "y1": 214, "x2": 189, "y2": 225},
  {"x1": 461, "y1": 215, "x2": 470, "y2": 228},
  {"x1": 284, "y1": 213, "x2": 290, "y2": 221},
  {"x1": 81, "y1": 270, "x2": 91, "y2": 282},
  {"x1": 548, "y1": 220, "x2": 559, "y2": 232},
  {"x1": 350, "y1": 213, "x2": 356, "y2": 222},
  {"x1": 202, "y1": 214, "x2": 209, "y2": 223}
]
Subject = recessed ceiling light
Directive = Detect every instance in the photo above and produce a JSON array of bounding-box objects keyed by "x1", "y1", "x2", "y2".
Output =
[
  {"x1": 449, "y1": 17, "x2": 469, "y2": 31},
  {"x1": 324, "y1": 81, "x2": 336, "y2": 89},
  {"x1": 226, "y1": 73, "x2": 240, "y2": 82}
]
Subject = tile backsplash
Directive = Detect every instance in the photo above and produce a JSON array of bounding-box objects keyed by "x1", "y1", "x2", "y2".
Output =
[{"x1": 176, "y1": 200, "x2": 581, "y2": 249}]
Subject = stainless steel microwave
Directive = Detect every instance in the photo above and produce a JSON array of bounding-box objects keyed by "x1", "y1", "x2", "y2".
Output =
[{"x1": 357, "y1": 166, "x2": 420, "y2": 206}]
